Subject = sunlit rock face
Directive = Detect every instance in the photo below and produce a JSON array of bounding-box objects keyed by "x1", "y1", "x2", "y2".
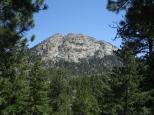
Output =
[{"x1": 32, "y1": 33, "x2": 117, "y2": 62}]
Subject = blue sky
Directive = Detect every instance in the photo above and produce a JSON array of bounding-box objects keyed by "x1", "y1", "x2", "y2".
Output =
[{"x1": 27, "y1": 0, "x2": 123, "y2": 48}]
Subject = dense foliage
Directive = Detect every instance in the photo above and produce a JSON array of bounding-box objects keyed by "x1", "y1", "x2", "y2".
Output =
[
  {"x1": 107, "y1": 0, "x2": 154, "y2": 114},
  {"x1": 47, "y1": 55, "x2": 120, "y2": 76}
]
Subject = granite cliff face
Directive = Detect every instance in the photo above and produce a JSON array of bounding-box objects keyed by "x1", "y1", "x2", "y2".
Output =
[{"x1": 32, "y1": 33, "x2": 117, "y2": 62}]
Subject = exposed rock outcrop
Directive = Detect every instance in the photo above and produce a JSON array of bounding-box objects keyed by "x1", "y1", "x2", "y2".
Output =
[{"x1": 32, "y1": 33, "x2": 117, "y2": 62}]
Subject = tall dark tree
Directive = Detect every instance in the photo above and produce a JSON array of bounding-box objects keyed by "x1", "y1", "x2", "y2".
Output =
[
  {"x1": 48, "y1": 69, "x2": 72, "y2": 115},
  {"x1": 27, "y1": 60, "x2": 51, "y2": 114},
  {"x1": 0, "y1": 0, "x2": 47, "y2": 114},
  {"x1": 0, "y1": 0, "x2": 47, "y2": 66},
  {"x1": 110, "y1": 47, "x2": 150, "y2": 115},
  {"x1": 107, "y1": 0, "x2": 154, "y2": 89},
  {"x1": 107, "y1": 0, "x2": 154, "y2": 113},
  {"x1": 88, "y1": 74, "x2": 112, "y2": 115},
  {"x1": 0, "y1": 42, "x2": 30, "y2": 114},
  {"x1": 71, "y1": 77, "x2": 100, "y2": 115}
]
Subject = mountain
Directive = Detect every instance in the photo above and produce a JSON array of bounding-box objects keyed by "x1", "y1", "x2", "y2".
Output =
[
  {"x1": 32, "y1": 33, "x2": 119, "y2": 75},
  {"x1": 32, "y1": 33, "x2": 117, "y2": 62}
]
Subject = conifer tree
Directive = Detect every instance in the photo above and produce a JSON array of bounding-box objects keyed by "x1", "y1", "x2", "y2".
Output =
[
  {"x1": 48, "y1": 69, "x2": 71, "y2": 115},
  {"x1": 89, "y1": 74, "x2": 112, "y2": 115},
  {"x1": 107, "y1": 0, "x2": 154, "y2": 89},
  {"x1": 107, "y1": 0, "x2": 154, "y2": 113},
  {"x1": 0, "y1": 41, "x2": 30, "y2": 114},
  {"x1": 0, "y1": 0, "x2": 47, "y2": 114},
  {"x1": 27, "y1": 59, "x2": 51, "y2": 114},
  {"x1": 108, "y1": 46, "x2": 150, "y2": 115},
  {"x1": 71, "y1": 77, "x2": 100, "y2": 115}
]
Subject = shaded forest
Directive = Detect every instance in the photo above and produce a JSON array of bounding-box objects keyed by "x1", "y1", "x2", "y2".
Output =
[{"x1": 0, "y1": 0, "x2": 154, "y2": 115}]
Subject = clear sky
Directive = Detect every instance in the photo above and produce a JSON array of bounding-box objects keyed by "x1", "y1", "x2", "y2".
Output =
[{"x1": 27, "y1": 0, "x2": 123, "y2": 48}]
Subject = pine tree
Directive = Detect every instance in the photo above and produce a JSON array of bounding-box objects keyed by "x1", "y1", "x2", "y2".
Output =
[
  {"x1": 0, "y1": 41, "x2": 30, "y2": 114},
  {"x1": 27, "y1": 60, "x2": 51, "y2": 114},
  {"x1": 107, "y1": 0, "x2": 154, "y2": 113},
  {"x1": 71, "y1": 77, "x2": 100, "y2": 115},
  {"x1": 89, "y1": 74, "x2": 113, "y2": 115},
  {"x1": 0, "y1": 0, "x2": 47, "y2": 114},
  {"x1": 108, "y1": 47, "x2": 150, "y2": 115},
  {"x1": 48, "y1": 69, "x2": 71, "y2": 115},
  {"x1": 107, "y1": 0, "x2": 154, "y2": 89}
]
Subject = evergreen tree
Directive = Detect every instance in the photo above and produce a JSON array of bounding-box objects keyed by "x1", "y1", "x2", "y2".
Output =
[
  {"x1": 0, "y1": 0, "x2": 47, "y2": 114},
  {"x1": 27, "y1": 59, "x2": 50, "y2": 114},
  {"x1": 71, "y1": 77, "x2": 100, "y2": 115},
  {"x1": 89, "y1": 74, "x2": 112, "y2": 115},
  {"x1": 0, "y1": 42, "x2": 30, "y2": 114},
  {"x1": 0, "y1": 0, "x2": 47, "y2": 65},
  {"x1": 108, "y1": 46, "x2": 150, "y2": 115},
  {"x1": 48, "y1": 69, "x2": 71, "y2": 115},
  {"x1": 107, "y1": 0, "x2": 154, "y2": 113},
  {"x1": 107, "y1": 0, "x2": 154, "y2": 89}
]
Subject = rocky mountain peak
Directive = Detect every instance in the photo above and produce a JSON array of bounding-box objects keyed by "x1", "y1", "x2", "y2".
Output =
[{"x1": 32, "y1": 33, "x2": 117, "y2": 62}]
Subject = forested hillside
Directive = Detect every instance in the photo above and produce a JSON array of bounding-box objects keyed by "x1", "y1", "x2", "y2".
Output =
[
  {"x1": 31, "y1": 32, "x2": 120, "y2": 76},
  {"x1": 46, "y1": 55, "x2": 120, "y2": 76}
]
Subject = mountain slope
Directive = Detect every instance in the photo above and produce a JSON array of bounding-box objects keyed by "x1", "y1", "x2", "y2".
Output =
[
  {"x1": 32, "y1": 33, "x2": 117, "y2": 62},
  {"x1": 32, "y1": 33, "x2": 119, "y2": 75}
]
